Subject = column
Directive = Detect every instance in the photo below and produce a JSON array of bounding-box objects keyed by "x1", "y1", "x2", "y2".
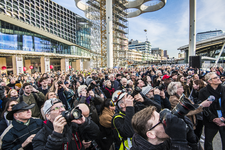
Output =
[
  {"x1": 61, "y1": 58, "x2": 69, "y2": 72},
  {"x1": 25, "y1": 60, "x2": 31, "y2": 74},
  {"x1": 189, "y1": 0, "x2": 196, "y2": 58},
  {"x1": 12, "y1": 55, "x2": 17, "y2": 75},
  {"x1": 0, "y1": 57, "x2": 7, "y2": 75},
  {"x1": 15, "y1": 56, "x2": 24, "y2": 75},
  {"x1": 83, "y1": 60, "x2": 90, "y2": 70},
  {"x1": 40, "y1": 57, "x2": 50, "y2": 73},
  {"x1": 106, "y1": 0, "x2": 113, "y2": 68}
]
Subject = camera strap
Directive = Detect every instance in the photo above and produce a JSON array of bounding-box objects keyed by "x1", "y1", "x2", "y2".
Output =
[
  {"x1": 72, "y1": 132, "x2": 82, "y2": 150},
  {"x1": 217, "y1": 97, "x2": 222, "y2": 118}
]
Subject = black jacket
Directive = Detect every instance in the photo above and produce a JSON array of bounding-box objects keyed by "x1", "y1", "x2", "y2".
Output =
[
  {"x1": 2, "y1": 118, "x2": 44, "y2": 150},
  {"x1": 199, "y1": 84, "x2": 225, "y2": 127},
  {"x1": 0, "y1": 118, "x2": 7, "y2": 135},
  {"x1": 131, "y1": 133, "x2": 191, "y2": 150},
  {"x1": 32, "y1": 118, "x2": 99, "y2": 150},
  {"x1": 112, "y1": 107, "x2": 135, "y2": 139}
]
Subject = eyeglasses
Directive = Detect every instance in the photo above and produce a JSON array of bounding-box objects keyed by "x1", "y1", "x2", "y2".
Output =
[
  {"x1": 148, "y1": 120, "x2": 162, "y2": 131},
  {"x1": 10, "y1": 104, "x2": 16, "y2": 107},
  {"x1": 50, "y1": 105, "x2": 65, "y2": 112}
]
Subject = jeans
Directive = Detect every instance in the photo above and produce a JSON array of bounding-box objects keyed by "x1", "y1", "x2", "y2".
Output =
[{"x1": 204, "y1": 124, "x2": 225, "y2": 150}]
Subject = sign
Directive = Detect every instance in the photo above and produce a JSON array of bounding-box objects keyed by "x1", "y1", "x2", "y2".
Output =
[
  {"x1": 16, "y1": 56, "x2": 23, "y2": 75},
  {"x1": 65, "y1": 59, "x2": 69, "y2": 72},
  {"x1": 45, "y1": 57, "x2": 50, "y2": 72}
]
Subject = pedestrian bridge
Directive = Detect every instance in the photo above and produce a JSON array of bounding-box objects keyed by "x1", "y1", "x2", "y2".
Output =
[{"x1": 178, "y1": 33, "x2": 225, "y2": 58}]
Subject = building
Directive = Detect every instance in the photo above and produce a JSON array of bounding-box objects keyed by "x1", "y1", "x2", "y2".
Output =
[
  {"x1": 196, "y1": 30, "x2": 224, "y2": 42},
  {"x1": 164, "y1": 50, "x2": 168, "y2": 58},
  {"x1": 151, "y1": 47, "x2": 164, "y2": 57},
  {"x1": 178, "y1": 52, "x2": 185, "y2": 58},
  {"x1": 128, "y1": 39, "x2": 151, "y2": 54},
  {"x1": 0, "y1": 0, "x2": 99, "y2": 75}
]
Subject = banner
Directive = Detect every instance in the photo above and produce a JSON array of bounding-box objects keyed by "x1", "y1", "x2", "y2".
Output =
[
  {"x1": 16, "y1": 56, "x2": 23, "y2": 75},
  {"x1": 45, "y1": 57, "x2": 50, "y2": 72},
  {"x1": 65, "y1": 59, "x2": 69, "y2": 72}
]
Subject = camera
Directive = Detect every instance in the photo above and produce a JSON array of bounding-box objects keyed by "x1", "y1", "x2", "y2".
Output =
[
  {"x1": 160, "y1": 94, "x2": 195, "y2": 120},
  {"x1": 61, "y1": 107, "x2": 82, "y2": 122},
  {"x1": 87, "y1": 82, "x2": 96, "y2": 92},
  {"x1": 155, "y1": 83, "x2": 166, "y2": 91},
  {"x1": 131, "y1": 86, "x2": 142, "y2": 97},
  {"x1": 57, "y1": 80, "x2": 63, "y2": 85}
]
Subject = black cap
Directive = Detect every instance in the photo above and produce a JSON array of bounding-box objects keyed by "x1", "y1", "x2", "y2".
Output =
[
  {"x1": 6, "y1": 101, "x2": 35, "y2": 120},
  {"x1": 116, "y1": 74, "x2": 122, "y2": 77}
]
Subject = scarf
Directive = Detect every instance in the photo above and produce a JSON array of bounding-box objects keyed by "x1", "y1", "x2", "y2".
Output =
[
  {"x1": 58, "y1": 88, "x2": 69, "y2": 110},
  {"x1": 206, "y1": 84, "x2": 222, "y2": 101},
  {"x1": 105, "y1": 87, "x2": 115, "y2": 96}
]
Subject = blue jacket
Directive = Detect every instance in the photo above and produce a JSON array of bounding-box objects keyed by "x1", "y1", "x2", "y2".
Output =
[{"x1": 2, "y1": 118, "x2": 44, "y2": 150}]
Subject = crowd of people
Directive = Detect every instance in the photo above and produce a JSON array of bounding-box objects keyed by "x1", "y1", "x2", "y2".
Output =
[{"x1": 0, "y1": 65, "x2": 224, "y2": 150}]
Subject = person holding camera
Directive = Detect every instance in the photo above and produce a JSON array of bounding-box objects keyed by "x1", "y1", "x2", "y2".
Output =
[
  {"x1": 112, "y1": 91, "x2": 135, "y2": 150},
  {"x1": 32, "y1": 98, "x2": 99, "y2": 150},
  {"x1": 167, "y1": 82, "x2": 212, "y2": 130},
  {"x1": 131, "y1": 106, "x2": 192, "y2": 150},
  {"x1": 198, "y1": 72, "x2": 225, "y2": 150}
]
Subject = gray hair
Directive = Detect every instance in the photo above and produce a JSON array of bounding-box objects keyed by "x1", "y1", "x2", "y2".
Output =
[
  {"x1": 120, "y1": 78, "x2": 127, "y2": 84},
  {"x1": 167, "y1": 82, "x2": 181, "y2": 96},
  {"x1": 104, "y1": 80, "x2": 111, "y2": 86},
  {"x1": 205, "y1": 72, "x2": 217, "y2": 83},
  {"x1": 156, "y1": 70, "x2": 162, "y2": 76}
]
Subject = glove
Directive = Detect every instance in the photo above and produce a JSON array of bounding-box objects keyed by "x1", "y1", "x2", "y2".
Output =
[
  {"x1": 183, "y1": 116, "x2": 198, "y2": 143},
  {"x1": 163, "y1": 113, "x2": 187, "y2": 143}
]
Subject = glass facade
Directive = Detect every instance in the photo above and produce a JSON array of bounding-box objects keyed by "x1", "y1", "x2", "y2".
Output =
[
  {"x1": 0, "y1": 20, "x2": 71, "y2": 54},
  {"x1": 196, "y1": 30, "x2": 224, "y2": 42}
]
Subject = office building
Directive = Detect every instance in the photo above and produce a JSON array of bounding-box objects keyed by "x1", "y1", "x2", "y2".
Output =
[{"x1": 0, "y1": 0, "x2": 98, "y2": 75}]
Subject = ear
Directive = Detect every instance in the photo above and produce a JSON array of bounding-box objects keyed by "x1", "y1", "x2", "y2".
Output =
[
  {"x1": 146, "y1": 130, "x2": 156, "y2": 139},
  {"x1": 120, "y1": 102, "x2": 125, "y2": 108},
  {"x1": 13, "y1": 113, "x2": 18, "y2": 119},
  {"x1": 45, "y1": 114, "x2": 50, "y2": 120}
]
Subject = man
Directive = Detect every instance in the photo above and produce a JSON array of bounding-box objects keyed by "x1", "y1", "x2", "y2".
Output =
[
  {"x1": 131, "y1": 106, "x2": 191, "y2": 150},
  {"x1": 117, "y1": 78, "x2": 128, "y2": 90},
  {"x1": 38, "y1": 77, "x2": 50, "y2": 96},
  {"x1": 112, "y1": 91, "x2": 135, "y2": 150},
  {"x1": 32, "y1": 98, "x2": 99, "y2": 150},
  {"x1": 7, "y1": 78, "x2": 16, "y2": 89},
  {"x1": 109, "y1": 74, "x2": 120, "y2": 90},
  {"x1": 18, "y1": 83, "x2": 45, "y2": 118},
  {"x1": 114, "y1": 74, "x2": 122, "y2": 90},
  {"x1": 136, "y1": 79, "x2": 145, "y2": 89},
  {"x1": 141, "y1": 86, "x2": 171, "y2": 111},
  {"x1": 199, "y1": 72, "x2": 225, "y2": 150},
  {"x1": 1, "y1": 101, "x2": 43, "y2": 150}
]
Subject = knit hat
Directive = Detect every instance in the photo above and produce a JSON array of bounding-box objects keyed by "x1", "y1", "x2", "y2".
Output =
[
  {"x1": 85, "y1": 77, "x2": 93, "y2": 86},
  {"x1": 141, "y1": 86, "x2": 153, "y2": 96},
  {"x1": 43, "y1": 98, "x2": 62, "y2": 115},
  {"x1": 15, "y1": 83, "x2": 22, "y2": 88}
]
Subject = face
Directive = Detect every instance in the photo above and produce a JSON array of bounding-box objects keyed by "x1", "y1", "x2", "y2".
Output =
[
  {"x1": 193, "y1": 75, "x2": 199, "y2": 80},
  {"x1": 109, "y1": 75, "x2": 114, "y2": 81},
  {"x1": 23, "y1": 85, "x2": 31, "y2": 94},
  {"x1": 41, "y1": 79, "x2": 48, "y2": 87},
  {"x1": 137, "y1": 80, "x2": 145, "y2": 88},
  {"x1": 7, "y1": 101, "x2": 18, "y2": 112},
  {"x1": 180, "y1": 77, "x2": 184, "y2": 82},
  {"x1": 176, "y1": 84, "x2": 184, "y2": 95},
  {"x1": 117, "y1": 76, "x2": 122, "y2": 80},
  {"x1": 46, "y1": 102, "x2": 65, "y2": 122},
  {"x1": 14, "y1": 109, "x2": 32, "y2": 121},
  {"x1": 10, "y1": 90, "x2": 18, "y2": 97},
  {"x1": 146, "y1": 90, "x2": 154, "y2": 99},
  {"x1": 48, "y1": 92, "x2": 57, "y2": 99},
  {"x1": 147, "y1": 76, "x2": 151, "y2": 82},
  {"x1": 193, "y1": 83, "x2": 199, "y2": 90},
  {"x1": 106, "y1": 81, "x2": 111, "y2": 88},
  {"x1": 209, "y1": 74, "x2": 222, "y2": 85},
  {"x1": 147, "y1": 111, "x2": 169, "y2": 141},
  {"x1": 121, "y1": 79, "x2": 127, "y2": 86}
]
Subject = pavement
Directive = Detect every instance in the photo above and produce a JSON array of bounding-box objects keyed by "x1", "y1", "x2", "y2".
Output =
[{"x1": 200, "y1": 132, "x2": 222, "y2": 150}]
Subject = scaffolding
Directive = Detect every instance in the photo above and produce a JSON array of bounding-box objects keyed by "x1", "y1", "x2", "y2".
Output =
[{"x1": 83, "y1": 0, "x2": 128, "y2": 67}]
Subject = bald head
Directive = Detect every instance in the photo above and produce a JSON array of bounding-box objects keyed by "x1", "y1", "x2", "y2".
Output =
[{"x1": 77, "y1": 104, "x2": 90, "y2": 118}]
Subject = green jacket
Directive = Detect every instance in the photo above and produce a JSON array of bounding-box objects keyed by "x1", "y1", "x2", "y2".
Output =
[{"x1": 17, "y1": 92, "x2": 45, "y2": 118}]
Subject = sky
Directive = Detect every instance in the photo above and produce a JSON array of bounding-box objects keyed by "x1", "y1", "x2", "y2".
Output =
[{"x1": 53, "y1": 0, "x2": 225, "y2": 58}]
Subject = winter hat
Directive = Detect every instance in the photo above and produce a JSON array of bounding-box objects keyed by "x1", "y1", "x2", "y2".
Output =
[{"x1": 141, "y1": 85, "x2": 153, "y2": 96}]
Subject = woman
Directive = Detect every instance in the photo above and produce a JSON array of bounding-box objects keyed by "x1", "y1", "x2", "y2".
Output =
[
  {"x1": 189, "y1": 79, "x2": 206, "y2": 141},
  {"x1": 7, "y1": 89, "x2": 19, "y2": 100},
  {"x1": 98, "y1": 99, "x2": 116, "y2": 150},
  {"x1": 102, "y1": 80, "x2": 115, "y2": 99},
  {"x1": 177, "y1": 75, "x2": 191, "y2": 97},
  {"x1": 142, "y1": 75, "x2": 152, "y2": 86},
  {"x1": 167, "y1": 82, "x2": 212, "y2": 130},
  {"x1": 0, "y1": 100, "x2": 18, "y2": 135}
]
